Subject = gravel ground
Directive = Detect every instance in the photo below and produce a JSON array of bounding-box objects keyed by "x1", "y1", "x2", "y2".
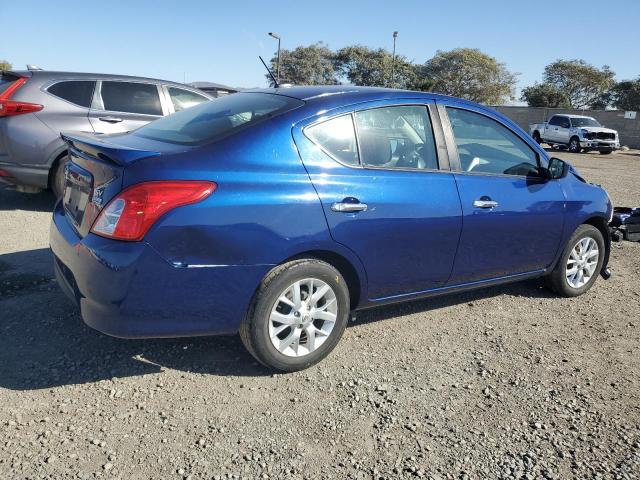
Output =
[{"x1": 1, "y1": 149, "x2": 639, "y2": 479}]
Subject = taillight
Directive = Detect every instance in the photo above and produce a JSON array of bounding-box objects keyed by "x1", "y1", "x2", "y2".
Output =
[
  {"x1": 91, "y1": 181, "x2": 216, "y2": 241},
  {"x1": 0, "y1": 77, "x2": 43, "y2": 117}
]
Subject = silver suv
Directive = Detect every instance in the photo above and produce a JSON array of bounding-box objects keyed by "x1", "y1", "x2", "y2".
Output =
[{"x1": 0, "y1": 70, "x2": 213, "y2": 196}]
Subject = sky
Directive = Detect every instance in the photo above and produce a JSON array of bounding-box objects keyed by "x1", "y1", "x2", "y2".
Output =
[{"x1": 2, "y1": 0, "x2": 639, "y2": 101}]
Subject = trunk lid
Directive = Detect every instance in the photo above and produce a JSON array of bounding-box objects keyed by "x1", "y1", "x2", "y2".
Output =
[{"x1": 61, "y1": 132, "x2": 161, "y2": 237}]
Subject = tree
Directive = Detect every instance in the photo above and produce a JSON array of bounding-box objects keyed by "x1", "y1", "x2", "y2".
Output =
[
  {"x1": 608, "y1": 78, "x2": 640, "y2": 111},
  {"x1": 334, "y1": 45, "x2": 416, "y2": 89},
  {"x1": 542, "y1": 59, "x2": 614, "y2": 109},
  {"x1": 520, "y1": 83, "x2": 569, "y2": 108},
  {"x1": 419, "y1": 48, "x2": 517, "y2": 104},
  {"x1": 266, "y1": 43, "x2": 337, "y2": 86},
  {"x1": 0, "y1": 60, "x2": 12, "y2": 72}
]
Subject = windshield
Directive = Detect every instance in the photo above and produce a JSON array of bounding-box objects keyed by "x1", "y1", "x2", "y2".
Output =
[
  {"x1": 571, "y1": 117, "x2": 601, "y2": 128},
  {"x1": 133, "y1": 93, "x2": 304, "y2": 145}
]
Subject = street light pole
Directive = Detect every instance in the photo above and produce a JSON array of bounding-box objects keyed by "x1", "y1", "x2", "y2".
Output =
[
  {"x1": 268, "y1": 32, "x2": 281, "y2": 84},
  {"x1": 391, "y1": 31, "x2": 398, "y2": 88}
]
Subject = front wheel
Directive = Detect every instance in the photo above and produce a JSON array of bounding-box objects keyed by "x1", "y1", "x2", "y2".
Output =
[
  {"x1": 545, "y1": 224, "x2": 605, "y2": 297},
  {"x1": 240, "y1": 259, "x2": 350, "y2": 371},
  {"x1": 569, "y1": 136, "x2": 581, "y2": 153}
]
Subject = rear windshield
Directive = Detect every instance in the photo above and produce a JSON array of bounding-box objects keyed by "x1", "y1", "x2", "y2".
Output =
[
  {"x1": 133, "y1": 93, "x2": 304, "y2": 145},
  {"x1": 0, "y1": 73, "x2": 19, "y2": 95}
]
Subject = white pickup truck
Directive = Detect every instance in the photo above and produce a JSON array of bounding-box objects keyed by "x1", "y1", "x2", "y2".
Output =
[{"x1": 530, "y1": 114, "x2": 619, "y2": 155}]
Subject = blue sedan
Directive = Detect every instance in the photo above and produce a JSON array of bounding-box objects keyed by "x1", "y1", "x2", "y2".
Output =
[{"x1": 50, "y1": 86, "x2": 612, "y2": 371}]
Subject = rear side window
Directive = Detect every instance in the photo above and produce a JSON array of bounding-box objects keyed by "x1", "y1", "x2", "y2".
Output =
[
  {"x1": 101, "y1": 81, "x2": 162, "y2": 116},
  {"x1": 167, "y1": 87, "x2": 209, "y2": 112},
  {"x1": 133, "y1": 92, "x2": 304, "y2": 145},
  {"x1": 548, "y1": 116, "x2": 561, "y2": 126},
  {"x1": 48, "y1": 81, "x2": 96, "y2": 108},
  {"x1": 305, "y1": 114, "x2": 359, "y2": 166},
  {"x1": 355, "y1": 106, "x2": 438, "y2": 170},
  {"x1": 446, "y1": 107, "x2": 540, "y2": 177}
]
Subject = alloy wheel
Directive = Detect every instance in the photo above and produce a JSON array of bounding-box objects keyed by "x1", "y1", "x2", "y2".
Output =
[
  {"x1": 565, "y1": 237, "x2": 599, "y2": 288},
  {"x1": 268, "y1": 278, "x2": 338, "y2": 357}
]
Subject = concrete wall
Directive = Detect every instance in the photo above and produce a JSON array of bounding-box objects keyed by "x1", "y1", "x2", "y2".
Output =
[{"x1": 492, "y1": 106, "x2": 640, "y2": 148}]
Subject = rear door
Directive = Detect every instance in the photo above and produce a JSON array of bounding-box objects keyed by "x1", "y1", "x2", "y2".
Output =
[
  {"x1": 89, "y1": 80, "x2": 166, "y2": 134},
  {"x1": 439, "y1": 102, "x2": 565, "y2": 284},
  {"x1": 293, "y1": 100, "x2": 462, "y2": 301}
]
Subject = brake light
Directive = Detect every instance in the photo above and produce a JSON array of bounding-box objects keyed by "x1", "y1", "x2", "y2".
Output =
[
  {"x1": 91, "y1": 181, "x2": 216, "y2": 241},
  {"x1": 0, "y1": 77, "x2": 43, "y2": 117}
]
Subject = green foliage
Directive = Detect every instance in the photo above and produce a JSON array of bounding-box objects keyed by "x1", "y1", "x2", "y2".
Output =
[
  {"x1": 0, "y1": 60, "x2": 12, "y2": 72},
  {"x1": 333, "y1": 45, "x2": 416, "y2": 89},
  {"x1": 520, "y1": 83, "x2": 569, "y2": 108},
  {"x1": 267, "y1": 43, "x2": 337, "y2": 86},
  {"x1": 608, "y1": 78, "x2": 640, "y2": 111},
  {"x1": 420, "y1": 48, "x2": 517, "y2": 104},
  {"x1": 542, "y1": 59, "x2": 615, "y2": 108}
]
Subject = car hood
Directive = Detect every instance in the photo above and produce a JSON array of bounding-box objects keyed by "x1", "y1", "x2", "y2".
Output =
[{"x1": 579, "y1": 126, "x2": 617, "y2": 134}]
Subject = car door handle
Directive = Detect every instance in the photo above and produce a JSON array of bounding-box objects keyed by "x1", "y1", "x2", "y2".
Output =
[
  {"x1": 473, "y1": 199, "x2": 499, "y2": 209},
  {"x1": 98, "y1": 116, "x2": 123, "y2": 123},
  {"x1": 331, "y1": 200, "x2": 368, "y2": 213}
]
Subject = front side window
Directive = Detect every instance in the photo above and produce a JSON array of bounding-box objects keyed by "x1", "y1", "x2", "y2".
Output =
[
  {"x1": 100, "y1": 81, "x2": 162, "y2": 116},
  {"x1": 305, "y1": 114, "x2": 359, "y2": 166},
  {"x1": 134, "y1": 92, "x2": 303, "y2": 145},
  {"x1": 167, "y1": 87, "x2": 209, "y2": 112},
  {"x1": 48, "y1": 80, "x2": 96, "y2": 108},
  {"x1": 355, "y1": 106, "x2": 438, "y2": 170},
  {"x1": 446, "y1": 107, "x2": 540, "y2": 177}
]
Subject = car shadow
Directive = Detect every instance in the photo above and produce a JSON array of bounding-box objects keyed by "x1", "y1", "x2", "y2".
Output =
[
  {"x1": 0, "y1": 187, "x2": 56, "y2": 212},
  {"x1": 0, "y1": 247, "x2": 555, "y2": 390}
]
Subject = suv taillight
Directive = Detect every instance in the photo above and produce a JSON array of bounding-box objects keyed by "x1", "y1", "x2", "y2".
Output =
[
  {"x1": 0, "y1": 77, "x2": 43, "y2": 117},
  {"x1": 90, "y1": 181, "x2": 217, "y2": 241}
]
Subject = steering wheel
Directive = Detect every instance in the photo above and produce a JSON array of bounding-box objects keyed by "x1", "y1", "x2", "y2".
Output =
[{"x1": 396, "y1": 144, "x2": 426, "y2": 169}]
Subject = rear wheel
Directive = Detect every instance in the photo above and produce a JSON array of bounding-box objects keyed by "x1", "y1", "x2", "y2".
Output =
[
  {"x1": 545, "y1": 224, "x2": 604, "y2": 297},
  {"x1": 51, "y1": 154, "x2": 68, "y2": 199},
  {"x1": 569, "y1": 136, "x2": 581, "y2": 153},
  {"x1": 240, "y1": 259, "x2": 350, "y2": 371}
]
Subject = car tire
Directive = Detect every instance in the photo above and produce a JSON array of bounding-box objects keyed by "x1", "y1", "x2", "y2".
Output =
[
  {"x1": 51, "y1": 154, "x2": 68, "y2": 199},
  {"x1": 239, "y1": 258, "x2": 350, "y2": 372},
  {"x1": 532, "y1": 131, "x2": 542, "y2": 144},
  {"x1": 599, "y1": 149, "x2": 613, "y2": 155},
  {"x1": 545, "y1": 224, "x2": 605, "y2": 298},
  {"x1": 568, "y1": 136, "x2": 581, "y2": 153}
]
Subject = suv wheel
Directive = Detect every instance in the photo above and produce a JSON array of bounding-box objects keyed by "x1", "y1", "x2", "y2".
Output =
[
  {"x1": 51, "y1": 154, "x2": 68, "y2": 199},
  {"x1": 545, "y1": 224, "x2": 604, "y2": 297},
  {"x1": 240, "y1": 259, "x2": 350, "y2": 371}
]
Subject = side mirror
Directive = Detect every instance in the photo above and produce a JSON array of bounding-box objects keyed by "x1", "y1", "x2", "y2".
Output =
[{"x1": 547, "y1": 157, "x2": 569, "y2": 180}]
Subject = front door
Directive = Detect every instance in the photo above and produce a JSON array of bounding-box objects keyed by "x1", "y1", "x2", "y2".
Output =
[
  {"x1": 441, "y1": 104, "x2": 565, "y2": 284},
  {"x1": 294, "y1": 102, "x2": 462, "y2": 300}
]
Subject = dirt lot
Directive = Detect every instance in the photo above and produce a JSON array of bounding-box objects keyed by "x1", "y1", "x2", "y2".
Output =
[{"x1": 1, "y1": 150, "x2": 639, "y2": 479}]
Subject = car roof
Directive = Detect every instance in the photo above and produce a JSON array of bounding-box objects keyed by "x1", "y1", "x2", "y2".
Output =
[
  {"x1": 243, "y1": 85, "x2": 467, "y2": 107},
  {"x1": 10, "y1": 70, "x2": 204, "y2": 90}
]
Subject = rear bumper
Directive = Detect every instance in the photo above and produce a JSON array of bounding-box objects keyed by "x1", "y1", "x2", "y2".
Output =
[{"x1": 50, "y1": 202, "x2": 270, "y2": 338}]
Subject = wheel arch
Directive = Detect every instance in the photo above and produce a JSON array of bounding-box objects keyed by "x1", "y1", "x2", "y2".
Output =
[
  {"x1": 284, "y1": 249, "x2": 364, "y2": 309},
  {"x1": 583, "y1": 215, "x2": 611, "y2": 274},
  {"x1": 47, "y1": 148, "x2": 69, "y2": 189}
]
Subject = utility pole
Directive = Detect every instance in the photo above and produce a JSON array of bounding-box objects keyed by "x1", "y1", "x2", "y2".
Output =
[
  {"x1": 391, "y1": 31, "x2": 398, "y2": 88},
  {"x1": 268, "y1": 32, "x2": 281, "y2": 84}
]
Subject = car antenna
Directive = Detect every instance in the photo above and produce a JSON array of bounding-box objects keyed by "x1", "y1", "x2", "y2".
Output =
[{"x1": 259, "y1": 56, "x2": 279, "y2": 88}]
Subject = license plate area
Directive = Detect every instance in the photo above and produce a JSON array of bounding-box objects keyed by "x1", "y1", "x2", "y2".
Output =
[{"x1": 63, "y1": 161, "x2": 94, "y2": 227}]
